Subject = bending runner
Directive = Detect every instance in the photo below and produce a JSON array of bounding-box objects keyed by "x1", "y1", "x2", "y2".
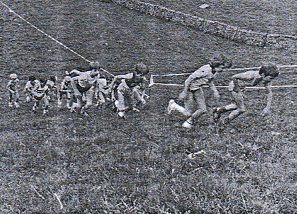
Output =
[
  {"x1": 57, "y1": 74, "x2": 73, "y2": 109},
  {"x1": 46, "y1": 76, "x2": 58, "y2": 102},
  {"x1": 31, "y1": 77, "x2": 50, "y2": 115},
  {"x1": 167, "y1": 54, "x2": 232, "y2": 129},
  {"x1": 107, "y1": 62, "x2": 149, "y2": 118},
  {"x1": 213, "y1": 63, "x2": 279, "y2": 130},
  {"x1": 94, "y1": 77, "x2": 109, "y2": 108},
  {"x1": 70, "y1": 61, "x2": 100, "y2": 115},
  {"x1": 24, "y1": 75, "x2": 41, "y2": 103}
]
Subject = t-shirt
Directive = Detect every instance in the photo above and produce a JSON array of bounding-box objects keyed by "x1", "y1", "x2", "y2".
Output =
[
  {"x1": 24, "y1": 80, "x2": 40, "y2": 92},
  {"x1": 32, "y1": 83, "x2": 49, "y2": 100},
  {"x1": 7, "y1": 79, "x2": 19, "y2": 91},
  {"x1": 188, "y1": 64, "x2": 215, "y2": 91},
  {"x1": 72, "y1": 70, "x2": 99, "y2": 93},
  {"x1": 125, "y1": 73, "x2": 144, "y2": 88}
]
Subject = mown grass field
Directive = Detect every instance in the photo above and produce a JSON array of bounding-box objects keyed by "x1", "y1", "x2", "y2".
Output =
[
  {"x1": 0, "y1": 0, "x2": 297, "y2": 213},
  {"x1": 143, "y1": 0, "x2": 297, "y2": 36}
]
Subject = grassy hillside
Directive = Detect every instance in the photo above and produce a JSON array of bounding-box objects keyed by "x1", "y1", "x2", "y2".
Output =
[
  {"x1": 143, "y1": 0, "x2": 297, "y2": 36},
  {"x1": 0, "y1": 0, "x2": 296, "y2": 213}
]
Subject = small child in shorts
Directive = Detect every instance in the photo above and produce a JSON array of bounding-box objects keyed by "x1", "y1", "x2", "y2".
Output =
[
  {"x1": 31, "y1": 77, "x2": 50, "y2": 115},
  {"x1": 213, "y1": 63, "x2": 279, "y2": 129},
  {"x1": 167, "y1": 54, "x2": 232, "y2": 129},
  {"x1": 70, "y1": 61, "x2": 100, "y2": 115},
  {"x1": 7, "y1": 73, "x2": 20, "y2": 108},
  {"x1": 57, "y1": 74, "x2": 73, "y2": 109},
  {"x1": 107, "y1": 62, "x2": 149, "y2": 118},
  {"x1": 24, "y1": 75, "x2": 40, "y2": 103}
]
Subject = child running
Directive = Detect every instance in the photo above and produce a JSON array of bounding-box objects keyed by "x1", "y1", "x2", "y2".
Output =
[
  {"x1": 24, "y1": 75, "x2": 41, "y2": 103},
  {"x1": 70, "y1": 61, "x2": 100, "y2": 115},
  {"x1": 167, "y1": 54, "x2": 232, "y2": 129},
  {"x1": 7, "y1": 73, "x2": 20, "y2": 108},
  {"x1": 46, "y1": 76, "x2": 58, "y2": 102},
  {"x1": 213, "y1": 63, "x2": 279, "y2": 129},
  {"x1": 107, "y1": 62, "x2": 149, "y2": 118},
  {"x1": 57, "y1": 74, "x2": 73, "y2": 109},
  {"x1": 31, "y1": 77, "x2": 50, "y2": 115},
  {"x1": 94, "y1": 77, "x2": 109, "y2": 108}
]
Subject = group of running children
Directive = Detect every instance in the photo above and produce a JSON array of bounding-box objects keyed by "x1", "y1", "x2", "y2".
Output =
[
  {"x1": 7, "y1": 54, "x2": 280, "y2": 131},
  {"x1": 7, "y1": 61, "x2": 150, "y2": 117}
]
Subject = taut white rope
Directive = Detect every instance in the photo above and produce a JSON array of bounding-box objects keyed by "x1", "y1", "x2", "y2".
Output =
[
  {"x1": 151, "y1": 82, "x2": 297, "y2": 89},
  {"x1": 149, "y1": 64, "x2": 297, "y2": 89},
  {"x1": 1, "y1": 1, "x2": 90, "y2": 63},
  {"x1": 152, "y1": 64, "x2": 297, "y2": 77},
  {"x1": 1, "y1": 1, "x2": 115, "y2": 77}
]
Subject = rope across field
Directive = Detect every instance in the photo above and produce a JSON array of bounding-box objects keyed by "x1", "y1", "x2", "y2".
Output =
[
  {"x1": 149, "y1": 65, "x2": 297, "y2": 89},
  {"x1": 2, "y1": 0, "x2": 297, "y2": 92},
  {"x1": 1, "y1": 0, "x2": 296, "y2": 89},
  {"x1": 1, "y1": 0, "x2": 297, "y2": 213},
  {"x1": 0, "y1": 1, "x2": 115, "y2": 78}
]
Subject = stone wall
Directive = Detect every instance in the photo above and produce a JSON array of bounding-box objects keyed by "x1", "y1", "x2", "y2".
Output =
[{"x1": 110, "y1": 0, "x2": 297, "y2": 48}]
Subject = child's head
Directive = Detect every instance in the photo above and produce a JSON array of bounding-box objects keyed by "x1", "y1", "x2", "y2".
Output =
[
  {"x1": 259, "y1": 63, "x2": 279, "y2": 84},
  {"x1": 89, "y1": 61, "x2": 101, "y2": 70},
  {"x1": 10, "y1": 73, "x2": 18, "y2": 80},
  {"x1": 49, "y1": 76, "x2": 57, "y2": 83},
  {"x1": 90, "y1": 71, "x2": 99, "y2": 79},
  {"x1": 135, "y1": 62, "x2": 149, "y2": 76},
  {"x1": 39, "y1": 77, "x2": 47, "y2": 86},
  {"x1": 259, "y1": 63, "x2": 279, "y2": 78},
  {"x1": 209, "y1": 54, "x2": 232, "y2": 71},
  {"x1": 64, "y1": 75, "x2": 71, "y2": 82},
  {"x1": 29, "y1": 75, "x2": 36, "y2": 82}
]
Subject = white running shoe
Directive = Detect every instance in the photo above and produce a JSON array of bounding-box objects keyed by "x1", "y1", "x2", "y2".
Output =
[
  {"x1": 9, "y1": 102, "x2": 13, "y2": 108},
  {"x1": 182, "y1": 120, "x2": 193, "y2": 129},
  {"x1": 14, "y1": 102, "x2": 20, "y2": 108},
  {"x1": 118, "y1": 111, "x2": 125, "y2": 118},
  {"x1": 114, "y1": 100, "x2": 119, "y2": 108},
  {"x1": 57, "y1": 100, "x2": 62, "y2": 108},
  {"x1": 141, "y1": 98, "x2": 146, "y2": 105},
  {"x1": 80, "y1": 107, "x2": 88, "y2": 116},
  {"x1": 133, "y1": 107, "x2": 140, "y2": 112},
  {"x1": 167, "y1": 99, "x2": 176, "y2": 115},
  {"x1": 43, "y1": 109, "x2": 48, "y2": 115},
  {"x1": 70, "y1": 103, "x2": 77, "y2": 113},
  {"x1": 213, "y1": 107, "x2": 221, "y2": 122}
]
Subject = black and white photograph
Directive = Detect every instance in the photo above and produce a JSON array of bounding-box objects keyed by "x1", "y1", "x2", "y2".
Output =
[{"x1": 1, "y1": 0, "x2": 296, "y2": 213}]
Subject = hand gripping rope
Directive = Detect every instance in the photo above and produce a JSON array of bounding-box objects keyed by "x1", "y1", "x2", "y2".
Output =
[
  {"x1": 148, "y1": 65, "x2": 297, "y2": 89},
  {"x1": 0, "y1": 1, "x2": 114, "y2": 77}
]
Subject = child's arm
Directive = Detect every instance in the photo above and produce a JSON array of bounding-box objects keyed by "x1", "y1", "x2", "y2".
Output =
[
  {"x1": 208, "y1": 80, "x2": 220, "y2": 101},
  {"x1": 107, "y1": 73, "x2": 132, "y2": 91},
  {"x1": 184, "y1": 72, "x2": 197, "y2": 91},
  {"x1": 24, "y1": 82, "x2": 30, "y2": 92},
  {"x1": 262, "y1": 82, "x2": 273, "y2": 116},
  {"x1": 231, "y1": 70, "x2": 258, "y2": 92},
  {"x1": 7, "y1": 81, "x2": 15, "y2": 94},
  {"x1": 15, "y1": 80, "x2": 19, "y2": 91},
  {"x1": 179, "y1": 72, "x2": 199, "y2": 99},
  {"x1": 250, "y1": 76, "x2": 263, "y2": 86}
]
